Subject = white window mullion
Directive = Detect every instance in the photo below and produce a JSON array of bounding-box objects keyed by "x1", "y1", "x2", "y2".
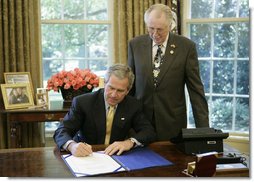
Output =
[
  {"x1": 208, "y1": 23, "x2": 215, "y2": 126},
  {"x1": 212, "y1": 0, "x2": 216, "y2": 18},
  {"x1": 232, "y1": 23, "x2": 239, "y2": 131},
  {"x1": 61, "y1": 0, "x2": 64, "y2": 19}
]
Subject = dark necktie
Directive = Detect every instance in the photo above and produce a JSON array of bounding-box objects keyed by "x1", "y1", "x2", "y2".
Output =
[{"x1": 153, "y1": 45, "x2": 163, "y2": 87}]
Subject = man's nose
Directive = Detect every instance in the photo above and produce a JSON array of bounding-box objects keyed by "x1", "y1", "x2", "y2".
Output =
[
  {"x1": 111, "y1": 90, "x2": 118, "y2": 97},
  {"x1": 154, "y1": 29, "x2": 159, "y2": 34}
]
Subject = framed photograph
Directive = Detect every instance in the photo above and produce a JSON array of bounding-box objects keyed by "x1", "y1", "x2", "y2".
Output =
[
  {"x1": 4, "y1": 72, "x2": 34, "y2": 94},
  {"x1": 37, "y1": 88, "x2": 48, "y2": 94},
  {"x1": 36, "y1": 92, "x2": 48, "y2": 106},
  {"x1": 1, "y1": 83, "x2": 34, "y2": 110}
]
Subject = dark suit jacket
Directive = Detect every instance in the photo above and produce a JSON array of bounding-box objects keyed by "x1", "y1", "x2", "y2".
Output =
[
  {"x1": 128, "y1": 33, "x2": 209, "y2": 141},
  {"x1": 54, "y1": 89, "x2": 156, "y2": 149}
]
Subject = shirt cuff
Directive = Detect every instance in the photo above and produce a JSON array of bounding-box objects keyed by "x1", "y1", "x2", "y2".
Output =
[
  {"x1": 130, "y1": 137, "x2": 143, "y2": 147},
  {"x1": 62, "y1": 140, "x2": 75, "y2": 151}
]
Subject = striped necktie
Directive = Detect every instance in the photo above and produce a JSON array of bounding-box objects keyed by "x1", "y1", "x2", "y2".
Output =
[
  {"x1": 153, "y1": 45, "x2": 163, "y2": 87},
  {"x1": 104, "y1": 106, "x2": 115, "y2": 144}
]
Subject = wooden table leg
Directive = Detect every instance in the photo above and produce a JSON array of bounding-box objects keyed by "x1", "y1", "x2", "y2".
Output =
[{"x1": 10, "y1": 122, "x2": 21, "y2": 148}]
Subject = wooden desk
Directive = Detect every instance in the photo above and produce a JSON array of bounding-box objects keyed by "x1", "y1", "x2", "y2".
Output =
[
  {"x1": 0, "y1": 106, "x2": 68, "y2": 148},
  {"x1": 0, "y1": 142, "x2": 249, "y2": 177}
]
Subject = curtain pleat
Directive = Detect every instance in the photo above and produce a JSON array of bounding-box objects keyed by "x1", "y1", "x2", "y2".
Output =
[
  {"x1": 0, "y1": 0, "x2": 43, "y2": 148},
  {"x1": 113, "y1": 0, "x2": 180, "y2": 64}
]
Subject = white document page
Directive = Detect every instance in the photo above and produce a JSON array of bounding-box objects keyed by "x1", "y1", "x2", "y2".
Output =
[{"x1": 62, "y1": 152, "x2": 126, "y2": 177}]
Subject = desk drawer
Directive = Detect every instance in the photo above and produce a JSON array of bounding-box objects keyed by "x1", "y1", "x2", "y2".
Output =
[{"x1": 8, "y1": 112, "x2": 67, "y2": 122}]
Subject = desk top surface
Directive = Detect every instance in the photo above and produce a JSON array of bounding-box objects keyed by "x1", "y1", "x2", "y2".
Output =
[
  {"x1": 0, "y1": 104, "x2": 69, "y2": 113},
  {"x1": 0, "y1": 141, "x2": 249, "y2": 177}
]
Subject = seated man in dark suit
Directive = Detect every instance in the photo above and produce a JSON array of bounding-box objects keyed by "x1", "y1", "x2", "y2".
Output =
[{"x1": 54, "y1": 64, "x2": 156, "y2": 157}]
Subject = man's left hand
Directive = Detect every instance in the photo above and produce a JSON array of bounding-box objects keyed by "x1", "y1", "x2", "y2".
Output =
[{"x1": 104, "y1": 139, "x2": 134, "y2": 156}]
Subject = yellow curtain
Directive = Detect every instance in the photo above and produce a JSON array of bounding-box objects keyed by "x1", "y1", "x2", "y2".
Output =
[
  {"x1": 113, "y1": 0, "x2": 180, "y2": 64},
  {"x1": 0, "y1": 0, "x2": 43, "y2": 148}
]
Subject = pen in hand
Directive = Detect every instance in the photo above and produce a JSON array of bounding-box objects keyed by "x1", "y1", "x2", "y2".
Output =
[
  {"x1": 68, "y1": 142, "x2": 93, "y2": 157},
  {"x1": 84, "y1": 142, "x2": 93, "y2": 156}
]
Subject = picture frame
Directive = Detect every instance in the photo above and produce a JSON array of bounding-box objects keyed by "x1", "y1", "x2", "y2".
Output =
[
  {"x1": 1, "y1": 83, "x2": 34, "y2": 110},
  {"x1": 4, "y1": 72, "x2": 34, "y2": 95},
  {"x1": 36, "y1": 92, "x2": 49, "y2": 106},
  {"x1": 36, "y1": 88, "x2": 48, "y2": 94}
]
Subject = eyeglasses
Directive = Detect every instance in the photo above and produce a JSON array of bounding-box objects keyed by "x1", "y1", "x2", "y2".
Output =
[{"x1": 147, "y1": 27, "x2": 167, "y2": 34}]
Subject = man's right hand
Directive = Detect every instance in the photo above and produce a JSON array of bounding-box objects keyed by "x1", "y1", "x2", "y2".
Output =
[{"x1": 68, "y1": 142, "x2": 93, "y2": 157}]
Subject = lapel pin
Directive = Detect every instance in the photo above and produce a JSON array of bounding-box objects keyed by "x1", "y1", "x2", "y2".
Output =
[
  {"x1": 121, "y1": 117, "x2": 125, "y2": 120},
  {"x1": 170, "y1": 44, "x2": 176, "y2": 48}
]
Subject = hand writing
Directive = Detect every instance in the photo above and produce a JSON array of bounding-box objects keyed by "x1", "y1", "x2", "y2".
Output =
[{"x1": 68, "y1": 142, "x2": 93, "y2": 157}]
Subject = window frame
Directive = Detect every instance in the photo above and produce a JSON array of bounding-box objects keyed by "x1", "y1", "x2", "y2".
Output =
[{"x1": 40, "y1": 0, "x2": 113, "y2": 82}]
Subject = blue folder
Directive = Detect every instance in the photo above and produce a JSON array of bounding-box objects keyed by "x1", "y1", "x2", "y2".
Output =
[{"x1": 112, "y1": 147, "x2": 173, "y2": 171}]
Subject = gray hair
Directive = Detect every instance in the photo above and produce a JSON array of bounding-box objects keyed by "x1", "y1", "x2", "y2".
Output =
[
  {"x1": 144, "y1": 4, "x2": 173, "y2": 26},
  {"x1": 104, "y1": 64, "x2": 135, "y2": 91}
]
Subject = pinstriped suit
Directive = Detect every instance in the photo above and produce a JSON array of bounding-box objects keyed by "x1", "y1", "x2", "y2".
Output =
[{"x1": 128, "y1": 33, "x2": 209, "y2": 141}]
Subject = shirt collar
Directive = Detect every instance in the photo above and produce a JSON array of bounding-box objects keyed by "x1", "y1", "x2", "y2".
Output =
[{"x1": 104, "y1": 94, "x2": 117, "y2": 111}]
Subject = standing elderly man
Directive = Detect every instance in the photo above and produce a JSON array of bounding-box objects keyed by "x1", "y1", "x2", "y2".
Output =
[
  {"x1": 54, "y1": 64, "x2": 156, "y2": 156},
  {"x1": 128, "y1": 4, "x2": 209, "y2": 141}
]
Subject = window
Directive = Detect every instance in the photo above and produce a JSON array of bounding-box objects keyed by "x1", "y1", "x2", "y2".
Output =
[
  {"x1": 40, "y1": 0, "x2": 112, "y2": 132},
  {"x1": 41, "y1": 0, "x2": 111, "y2": 86},
  {"x1": 183, "y1": 0, "x2": 249, "y2": 134}
]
